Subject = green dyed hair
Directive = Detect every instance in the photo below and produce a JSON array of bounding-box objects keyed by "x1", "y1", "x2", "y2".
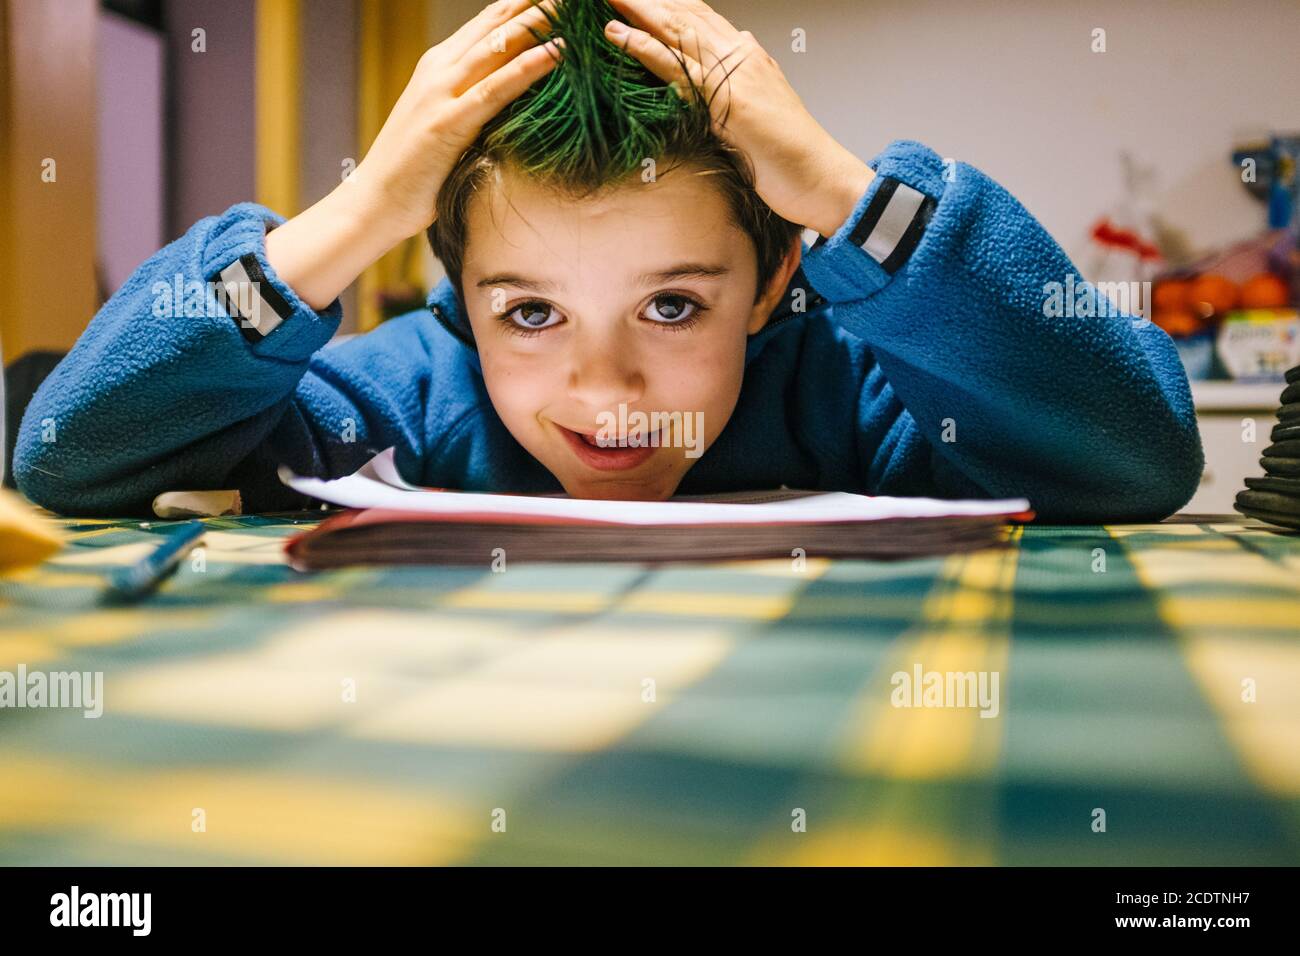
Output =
[{"x1": 426, "y1": 0, "x2": 803, "y2": 327}]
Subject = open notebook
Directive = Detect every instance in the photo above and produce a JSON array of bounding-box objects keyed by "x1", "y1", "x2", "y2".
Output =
[{"x1": 280, "y1": 448, "x2": 1034, "y2": 568}]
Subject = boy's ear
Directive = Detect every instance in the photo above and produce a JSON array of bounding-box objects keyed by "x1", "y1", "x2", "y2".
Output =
[{"x1": 746, "y1": 234, "x2": 804, "y2": 335}]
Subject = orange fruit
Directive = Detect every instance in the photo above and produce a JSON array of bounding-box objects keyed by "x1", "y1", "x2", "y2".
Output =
[
  {"x1": 1188, "y1": 273, "x2": 1239, "y2": 317},
  {"x1": 1239, "y1": 272, "x2": 1291, "y2": 310},
  {"x1": 1152, "y1": 279, "x2": 1191, "y2": 312}
]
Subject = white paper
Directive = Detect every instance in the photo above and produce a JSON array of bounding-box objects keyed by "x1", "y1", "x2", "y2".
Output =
[{"x1": 281, "y1": 448, "x2": 1031, "y2": 526}]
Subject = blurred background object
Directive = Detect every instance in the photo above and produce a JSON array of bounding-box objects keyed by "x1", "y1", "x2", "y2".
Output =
[
  {"x1": 1234, "y1": 363, "x2": 1300, "y2": 529},
  {"x1": 2, "y1": 0, "x2": 1299, "y2": 511}
]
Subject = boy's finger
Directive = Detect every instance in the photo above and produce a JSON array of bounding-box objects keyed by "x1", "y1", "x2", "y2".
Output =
[
  {"x1": 608, "y1": 0, "x2": 732, "y2": 62},
  {"x1": 678, "y1": 0, "x2": 745, "y2": 44},
  {"x1": 440, "y1": 0, "x2": 538, "y2": 62},
  {"x1": 605, "y1": 21, "x2": 705, "y2": 100},
  {"x1": 452, "y1": 0, "x2": 557, "y2": 93},
  {"x1": 460, "y1": 0, "x2": 558, "y2": 66},
  {"x1": 456, "y1": 37, "x2": 564, "y2": 125}
]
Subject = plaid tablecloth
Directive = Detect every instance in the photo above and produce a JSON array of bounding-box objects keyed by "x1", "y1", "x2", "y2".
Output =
[{"x1": 0, "y1": 512, "x2": 1296, "y2": 865}]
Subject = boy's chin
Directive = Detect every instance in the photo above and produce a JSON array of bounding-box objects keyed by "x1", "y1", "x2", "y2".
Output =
[{"x1": 557, "y1": 473, "x2": 683, "y2": 502}]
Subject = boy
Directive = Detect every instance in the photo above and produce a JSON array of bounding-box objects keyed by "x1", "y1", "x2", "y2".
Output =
[{"x1": 15, "y1": 0, "x2": 1203, "y2": 521}]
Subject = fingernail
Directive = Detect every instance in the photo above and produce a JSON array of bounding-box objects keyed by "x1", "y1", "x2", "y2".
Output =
[{"x1": 607, "y1": 20, "x2": 628, "y2": 37}]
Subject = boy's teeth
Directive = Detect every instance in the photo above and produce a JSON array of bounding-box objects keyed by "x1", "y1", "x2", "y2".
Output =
[{"x1": 578, "y1": 431, "x2": 630, "y2": 448}]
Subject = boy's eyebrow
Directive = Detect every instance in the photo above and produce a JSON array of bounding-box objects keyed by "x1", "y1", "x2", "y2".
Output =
[
  {"x1": 475, "y1": 263, "x2": 732, "y2": 292},
  {"x1": 638, "y1": 263, "x2": 732, "y2": 284}
]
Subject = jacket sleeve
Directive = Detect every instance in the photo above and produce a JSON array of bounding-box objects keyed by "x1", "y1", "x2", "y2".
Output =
[
  {"x1": 798, "y1": 139, "x2": 1204, "y2": 522},
  {"x1": 13, "y1": 202, "x2": 429, "y2": 516}
]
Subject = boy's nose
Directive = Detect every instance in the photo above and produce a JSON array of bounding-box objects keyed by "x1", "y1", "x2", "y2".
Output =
[{"x1": 565, "y1": 329, "x2": 645, "y2": 411}]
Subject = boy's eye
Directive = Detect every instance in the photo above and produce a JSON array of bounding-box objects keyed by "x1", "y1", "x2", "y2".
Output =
[
  {"x1": 499, "y1": 293, "x2": 707, "y2": 336},
  {"x1": 506, "y1": 301, "x2": 563, "y2": 332},
  {"x1": 642, "y1": 293, "x2": 702, "y2": 325}
]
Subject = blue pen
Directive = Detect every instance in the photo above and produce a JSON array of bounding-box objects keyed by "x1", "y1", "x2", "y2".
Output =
[{"x1": 106, "y1": 520, "x2": 207, "y2": 603}]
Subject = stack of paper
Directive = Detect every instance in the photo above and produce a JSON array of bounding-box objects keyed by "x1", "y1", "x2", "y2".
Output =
[{"x1": 280, "y1": 449, "x2": 1033, "y2": 568}]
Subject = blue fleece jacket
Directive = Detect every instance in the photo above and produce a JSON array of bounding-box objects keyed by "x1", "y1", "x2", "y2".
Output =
[{"x1": 14, "y1": 140, "x2": 1204, "y2": 521}]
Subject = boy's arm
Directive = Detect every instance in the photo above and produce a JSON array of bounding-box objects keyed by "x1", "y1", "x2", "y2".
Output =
[
  {"x1": 799, "y1": 139, "x2": 1204, "y2": 522},
  {"x1": 13, "y1": 203, "x2": 427, "y2": 516}
]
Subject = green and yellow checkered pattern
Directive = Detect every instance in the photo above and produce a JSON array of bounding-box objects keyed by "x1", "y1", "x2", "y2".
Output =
[{"x1": 0, "y1": 513, "x2": 1297, "y2": 865}]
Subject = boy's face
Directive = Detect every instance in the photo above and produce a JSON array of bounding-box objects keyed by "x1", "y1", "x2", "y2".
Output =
[{"x1": 461, "y1": 163, "x2": 798, "y2": 500}]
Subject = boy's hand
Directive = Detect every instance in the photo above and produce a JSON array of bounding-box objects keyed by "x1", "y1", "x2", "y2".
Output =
[
  {"x1": 355, "y1": 0, "x2": 564, "y2": 240},
  {"x1": 604, "y1": 0, "x2": 873, "y2": 238},
  {"x1": 266, "y1": 0, "x2": 563, "y2": 310}
]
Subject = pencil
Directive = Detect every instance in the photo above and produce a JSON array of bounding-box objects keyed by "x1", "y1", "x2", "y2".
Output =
[{"x1": 106, "y1": 520, "x2": 206, "y2": 603}]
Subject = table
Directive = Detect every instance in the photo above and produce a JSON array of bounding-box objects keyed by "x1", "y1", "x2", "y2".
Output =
[{"x1": 1, "y1": 512, "x2": 1297, "y2": 865}]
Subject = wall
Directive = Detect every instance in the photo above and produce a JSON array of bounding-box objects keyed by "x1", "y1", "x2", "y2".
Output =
[
  {"x1": 0, "y1": 0, "x2": 99, "y2": 361},
  {"x1": 166, "y1": 0, "x2": 256, "y2": 235},
  {"x1": 97, "y1": 10, "x2": 165, "y2": 295},
  {"x1": 301, "y1": 0, "x2": 358, "y2": 327}
]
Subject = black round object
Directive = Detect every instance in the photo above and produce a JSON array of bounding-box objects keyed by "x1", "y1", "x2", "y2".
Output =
[
  {"x1": 1272, "y1": 423, "x2": 1300, "y2": 443},
  {"x1": 1237, "y1": 364, "x2": 1300, "y2": 530},
  {"x1": 1261, "y1": 440, "x2": 1300, "y2": 458},
  {"x1": 1233, "y1": 503, "x2": 1300, "y2": 530},
  {"x1": 1245, "y1": 474, "x2": 1300, "y2": 495},
  {"x1": 1260, "y1": 456, "x2": 1300, "y2": 477}
]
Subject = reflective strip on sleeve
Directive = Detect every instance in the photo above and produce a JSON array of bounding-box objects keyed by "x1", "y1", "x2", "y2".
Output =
[
  {"x1": 813, "y1": 177, "x2": 937, "y2": 275},
  {"x1": 217, "y1": 254, "x2": 293, "y2": 340}
]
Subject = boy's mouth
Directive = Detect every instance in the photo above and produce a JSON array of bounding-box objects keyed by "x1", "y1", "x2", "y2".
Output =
[{"x1": 557, "y1": 425, "x2": 661, "y2": 472}]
